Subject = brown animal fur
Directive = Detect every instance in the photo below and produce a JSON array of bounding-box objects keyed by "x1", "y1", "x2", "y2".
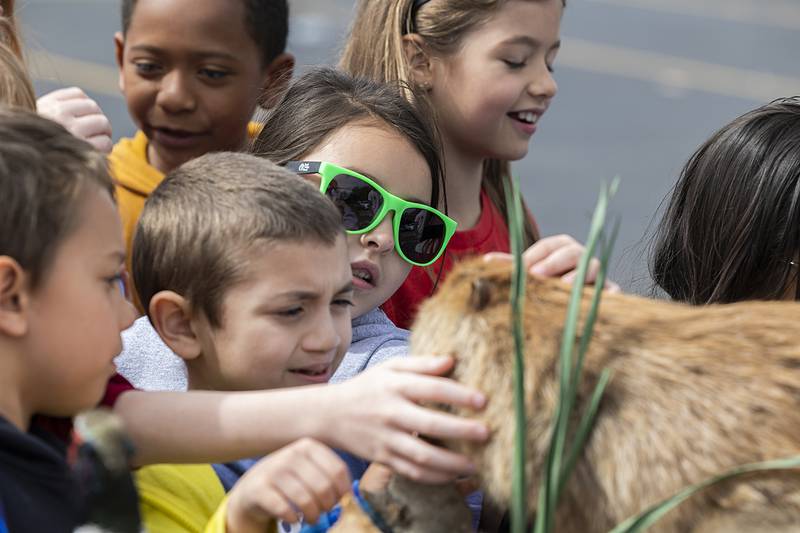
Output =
[
  {"x1": 408, "y1": 258, "x2": 800, "y2": 532},
  {"x1": 362, "y1": 476, "x2": 472, "y2": 533}
]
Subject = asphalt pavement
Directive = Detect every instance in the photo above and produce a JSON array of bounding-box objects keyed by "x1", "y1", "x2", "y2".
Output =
[{"x1": 17, "y1": 0, "x2": 800, "y2": 292}]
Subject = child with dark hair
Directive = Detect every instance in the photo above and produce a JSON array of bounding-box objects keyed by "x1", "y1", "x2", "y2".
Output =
[
  {"x1": 0, "y1": 108, "x2": 137, "y2": 532},
  {"x1": 111, "y1": 0, "x2": 295, "y2": 308},
  {"x1": 650, "y1": 97, "x2": 800, "y2": 305}
]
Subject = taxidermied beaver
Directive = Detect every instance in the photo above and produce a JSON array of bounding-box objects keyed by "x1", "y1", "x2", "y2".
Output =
[{"x1": 404, "y1": 257, "x2": 800, "y2": 532}]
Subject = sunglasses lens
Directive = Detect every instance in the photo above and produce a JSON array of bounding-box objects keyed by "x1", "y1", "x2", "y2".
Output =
[
  {"x1": 326, "y1": 174, "x2": 383, "y2": 231},
  {"x1": 398, "y1": 208, "x2": 447, "y2": 264}
]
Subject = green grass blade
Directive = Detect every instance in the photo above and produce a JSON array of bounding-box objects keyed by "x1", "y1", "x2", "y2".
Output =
[
  {"x1": 558, "y1": 212, "x2": 620, "y2": 500},
  {"x1": 548, "y1": 181, "x2": 612, "y2": 507},
  {"x1": 570, "y1": 216, "x2": 621, "y2": 394},
  {"x1": 532, "y1": 179, "x2": 619, "y2": 533},
  {"x1": 506, "y1": 177, "x2": 528, "y2": 533},
  {"x1": 609, "y1": 456, "x2": 800, "y2": 533}
]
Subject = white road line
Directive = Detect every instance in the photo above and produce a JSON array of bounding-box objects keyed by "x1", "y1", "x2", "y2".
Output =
[
  {"x1": 27, "y1": 49, "x2": 121, "y2": 97},
  {"x1": 585, "y1": 0, "x2": 800, "y2": 31},
  {"x1": 559, "y1": 38, "x2": 800, "y2": 102}
]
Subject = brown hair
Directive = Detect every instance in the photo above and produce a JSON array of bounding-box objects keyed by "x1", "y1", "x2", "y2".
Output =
[
  {"x1": 0, "y1": 0, "x2": 35, "y2": 110},
  {"x1": 0, "y1": 40, "x2": 36, "y2": 110},
  {"x1": 339, "y1": 0, "x2": 561, "y2": 247},
  {"x1": 251, "y1": 67, "x2": 445, "y2": 211},
  {"x1": 0, "y1": 0, "x2": 23, "y2": 58},
  {"x1": 650, "y1": 97, "x2": 800, "y2": 305},
  {"x1": 0, "y1": 108, "x2": 113, "y2": 288},
  {"x1": 132, "y1": 152, "x2": 345, "y2": 327}
]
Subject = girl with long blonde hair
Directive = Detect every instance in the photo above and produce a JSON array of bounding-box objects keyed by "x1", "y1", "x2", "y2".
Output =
[{"x1": 341, "y1": 0, "x2": 614, "y2": 328}]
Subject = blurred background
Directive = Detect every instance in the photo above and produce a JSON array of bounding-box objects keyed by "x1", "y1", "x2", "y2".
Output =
[{"x1": 18, "y1": 0, "x2": 800, "y2": 293}]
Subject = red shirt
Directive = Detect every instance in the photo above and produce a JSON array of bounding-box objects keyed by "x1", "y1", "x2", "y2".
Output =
[
  {"x1": 33, "y1": 374, "x2": 135, "y2": 443},
  {"x1": 383, "y1": 188, "x2": 535, "y2": 329}
]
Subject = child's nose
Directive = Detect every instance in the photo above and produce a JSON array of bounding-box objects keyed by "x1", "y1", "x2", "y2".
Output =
[
  {"x1": 360, "y1": 214, "x2": 395, "y2": 254},
  {"x1": 156, "y1": 71, "x2": 197, "y2": 113},
  {"x1": 118, "y1": 298, "x2": 137, "y2": 332},
  {"x1": 304, "y1": 311, "x2": 343, "y2": 354},
  {"x1": 528, "y1": 63, "x2": 558, "y2": 101}
]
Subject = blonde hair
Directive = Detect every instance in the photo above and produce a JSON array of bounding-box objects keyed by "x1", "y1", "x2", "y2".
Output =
[
  {"x1": 0, "y1": 0, "x2": 22, "y2": 58},
  {"x1": 340, "y1": 0, "x2": 560, "y2": 246},
  {"x1": 0, "y1": 39, "x2": 36, "y2": 110},
  {"x1": 0, "y1": 0, "x2": 36, "y2": 111}
]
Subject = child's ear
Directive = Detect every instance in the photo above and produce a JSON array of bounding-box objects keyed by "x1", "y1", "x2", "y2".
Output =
[
  {"x1": 258, "y1": 52, "x2": 295, "y2": 109},
  {"x1": 114, "y1": 32, "x2": 126, "y2": 94},
  {"x1": 402, "y1": 34, "x2": 434, "y2": 90},
  {"x1": 148, "y1": 291, "x2": 202, "y2": 361},
  {"x1": 0, "y1": 257, "x2": 29, "y2": 337}
]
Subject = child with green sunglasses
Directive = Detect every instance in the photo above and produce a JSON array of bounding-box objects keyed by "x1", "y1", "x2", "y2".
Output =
[
  {"x1": 253, "y1": 67, "x2": 450, "y2": 362},
  {"x1": 114, "y1": 68, "x2": 481, "y2": 528},
  {"x1": 255, "y1": 67, "x2": 487, "y2": 529},
  {"x1": 286, "y1": 161, "x2": 457, "y2": 267}
]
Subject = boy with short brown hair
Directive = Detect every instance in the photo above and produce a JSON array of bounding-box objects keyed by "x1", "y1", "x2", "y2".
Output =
[
  {"x1": 132, "y1": 152, "x2": 356, "y2": 531},
  {"x1": 0, "y1": 108, "x2": 136, "y2": 531}
]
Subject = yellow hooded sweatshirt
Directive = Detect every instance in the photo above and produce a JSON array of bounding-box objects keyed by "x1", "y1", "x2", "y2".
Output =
[{"x1": 109, "y1": 125, "x2": 262, "y2": 311}]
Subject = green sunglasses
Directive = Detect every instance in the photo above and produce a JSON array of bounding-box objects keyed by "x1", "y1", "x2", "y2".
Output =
[{"x1": 286, "y1": 161, "x2": 457, "y2": 267}]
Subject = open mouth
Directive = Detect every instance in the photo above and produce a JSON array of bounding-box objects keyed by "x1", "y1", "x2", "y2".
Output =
[
  {"x1": 289, "y1": 364, "x2": 333, "y2": 382},
  {"x1": 351, "y1": 261, "x2": 379, "y2": 289},
  {"x1": 353, "y1": 268, "x2": 374, "y2": 285},
  {"x1": 508, "y1": 111, "x2": 539, "y2": 125},
  {"x1": 150, "y1": 126, "x2": 207, "y2": 148}
]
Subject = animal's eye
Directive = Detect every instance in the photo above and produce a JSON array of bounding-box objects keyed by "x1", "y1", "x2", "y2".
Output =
[{"x1": 470, "y1": 277, "x2": 492, "y2": 311}]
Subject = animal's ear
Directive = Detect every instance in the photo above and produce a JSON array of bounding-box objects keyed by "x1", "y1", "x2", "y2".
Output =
[{"x1": 470, "y1": 277, "x2": 493, "y2": 311}]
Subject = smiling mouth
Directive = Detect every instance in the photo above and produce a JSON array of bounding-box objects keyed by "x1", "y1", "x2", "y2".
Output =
[
  {"x1": 508, "y1": 111, "x2": 539, "y2": 125},
  {"x1": 153, "y1": 126, "x2": 204, "y2": 138}
]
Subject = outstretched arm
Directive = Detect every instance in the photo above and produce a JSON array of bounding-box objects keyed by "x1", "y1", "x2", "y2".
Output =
[{"x1": 116, "y1": 356, "x2": 488, "y2": 483}]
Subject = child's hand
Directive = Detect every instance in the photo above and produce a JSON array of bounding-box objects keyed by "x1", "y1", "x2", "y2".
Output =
[
  {"x1": 225, "y1": 438, "x2": 351, "y2": 532},
  {"x1": 485, "y1": 234, "x2": 621, "y2": 292},
  {"x1": 323, "y1": 356, "x2": 489, "y2": 484},
  {"x1": 37, "y1": 87, "x2": 113, "y2": 154}
]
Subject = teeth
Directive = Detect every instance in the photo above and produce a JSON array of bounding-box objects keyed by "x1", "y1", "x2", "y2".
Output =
[
  {"x1": 354, "y1": 270, "x2": 372, "y2": 282},
  {"x1": 514, "y1": 111, "x2": 538, "y2": 124}
]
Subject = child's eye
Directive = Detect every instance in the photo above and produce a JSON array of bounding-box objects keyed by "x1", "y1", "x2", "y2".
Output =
[
  {"x1": 503, "y1": 59, "x2": 526, "y2": 69},
  {"x1": 333, "y1": 299, "x2": 355, "y2": 309},
  {"x1": 199, "y1": 68, "x2": 230, "y2": 81},
  {"x1": 133, "y1": 61, "x2": 162, "y2": 76},
  {"x1": 105, "y1": 274, "x2": 125, "y2": 296},
  {"x1": 276, "y1": 307, "x2": 304, "y2": 318}
]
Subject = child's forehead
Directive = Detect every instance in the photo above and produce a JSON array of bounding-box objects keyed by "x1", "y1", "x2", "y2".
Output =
[
  {"x1": 239, "y1": 236, "x2": 349, "y2": 280},
  {"x1": 126, "y1": 0, "x2": 251, "y2": 46}
]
